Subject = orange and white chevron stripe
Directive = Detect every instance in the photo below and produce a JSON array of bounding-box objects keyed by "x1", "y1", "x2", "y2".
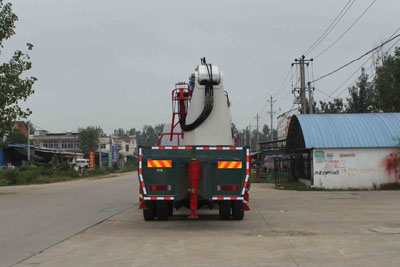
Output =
[
  {"x1": 147, "y1": 160, "x2": 172, "y2": 168},
  {"x1": 218, "y1": 161, "x2": 242, "y2": 169}
]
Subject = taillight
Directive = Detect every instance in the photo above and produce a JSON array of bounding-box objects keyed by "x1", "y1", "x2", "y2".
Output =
[
  {"x1": 149, "y1": 184, "x2": 171, "y2": 191},
  {"x1": 217, "y1": 185, "x2": 240, "y2": 192}
]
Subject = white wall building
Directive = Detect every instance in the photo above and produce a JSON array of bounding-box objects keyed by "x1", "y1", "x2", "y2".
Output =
[{"x1": 287, "y1": 113, "x2": 400, "y2": 189}]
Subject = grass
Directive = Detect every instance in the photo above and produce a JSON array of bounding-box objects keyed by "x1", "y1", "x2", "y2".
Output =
[
  {"x1": 0, "y1": 162, "x2": 138, "y2": 187},
  {"x1": 277, "y1": 181, "x2": 400, "y2": 191},
  {"x1": 379, "y1": 182, "x2": 400, "y2": 190}
]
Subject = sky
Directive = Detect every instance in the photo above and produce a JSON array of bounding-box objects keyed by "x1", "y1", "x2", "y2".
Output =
[{"x1": 3, "y1": 0, "x2": 399, "y2": 134}]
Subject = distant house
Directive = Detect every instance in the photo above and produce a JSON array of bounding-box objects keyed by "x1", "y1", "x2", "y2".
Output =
[
  {"x1": 13, "y1": 121, "x2": 29, "y2": 138},
  {"x1": 32, "y1": 131, "x2": 80, "y2": 152},
  {"x1": 115, "y1": 137, "x2": 136, "y2": 156}
]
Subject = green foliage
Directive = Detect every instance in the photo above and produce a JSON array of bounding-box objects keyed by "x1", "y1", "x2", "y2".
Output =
[
  {"x1": 113, "y1": 128, "x2": 128, "y2": 138},
  {"x1": 121, "y1": 124, "x2": 164, "y2": 146},
  {"x1": 374, "y1": 47, "x2": 400, "y2": 112},
  {"x1": 0, "y1": 160, "x2": 138, "y2": 186},
  {"x1": 0, "y1": 165, "x2": 81, "y2": 186},
  {"x1": 317, "y1": 48, "x2": 400, "y2": 114},
  {"x1": 78, "y1": 126, "x2": 101, "y2": 154},
  {"x1": 0, "y1": 0, "x2": 36, "y2": 138},
  {"x1": 317, "y1": 98, "x2": 345, "y2": 114},
  {"x1": 345, "y1": 68, "x2": 375, "y2": 113},
  {"x1": 6, "y1": 130, "x2": 27, "y2": 144},
  {"x1": 379, "y1": 182, "x2": 400, "y2": 190}
]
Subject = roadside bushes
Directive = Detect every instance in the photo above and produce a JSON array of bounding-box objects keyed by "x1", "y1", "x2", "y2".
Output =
[
  {"x1": 0, "y1": 166, "x2": 80, "y2": 186},
  {"x1": 0, "y1": 159, "x2": 138, "y2": 186}
]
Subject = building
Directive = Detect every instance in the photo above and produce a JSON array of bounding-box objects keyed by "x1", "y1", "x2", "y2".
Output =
[
  {"x1": 276, "y1": 108, "x2": 298, "y2": 140},
  {"x1": 286, "y1": 113, "x2": 400, "y2": 189},
  {"x1": 115, "y1": 137, "x2": 136, "y2": 156},
  {"x1": 31, "y1": 131, "x2": 136, "y2": 166},
  {"x1": 13, "y1": 121, "x2": 29, "y2": 138},
  {"x1": 32, "y1": 131, "x2": 80, "y2": 152}
]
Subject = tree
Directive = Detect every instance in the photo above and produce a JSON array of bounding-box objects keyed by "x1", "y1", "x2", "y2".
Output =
[
  {"x1": 0, "y1": 0, "x2": 36, "y2": 138},
  {"x1": 138, "y1": 124, "x2": 164, "y2": 146},
  {"x1": 78, "y1": 126, "x2": 101, "y2": 154},
  {"x1": 345, "y1": 68, "x2": 375, "y2": 113},
  {"x1": 374, "y1": 47, "x2": 400, "y2": 112},
  {"x1": 127, "y1": 127, "x2": 137, "y2": 136},
  {"x1": 6, "y1": 130, "x2": 27, "y2": 144},
  {"x1": 113, "y1": 128, "x2": 127, "y2": 138},
  {"x1": 317, "y1": 98, "x2": 345, "y2": 114}
]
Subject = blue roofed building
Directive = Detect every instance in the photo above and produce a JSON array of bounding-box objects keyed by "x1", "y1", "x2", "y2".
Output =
[{"x1": 286, "y1": 113, "x2": 400, "y2": 189}]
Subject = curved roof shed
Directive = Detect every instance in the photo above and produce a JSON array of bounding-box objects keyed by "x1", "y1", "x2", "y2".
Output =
[{"x1": 286, "y1": 113, "x2": 400, "y2": 150}]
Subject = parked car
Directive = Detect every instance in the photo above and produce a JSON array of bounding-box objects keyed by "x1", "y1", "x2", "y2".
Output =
[{"x1": 76, "y1": 159, "x2": 89, "y2": 169}]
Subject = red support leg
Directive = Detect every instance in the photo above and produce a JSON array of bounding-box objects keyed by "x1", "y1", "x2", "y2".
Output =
[{"x1": 188, "y1": 161, "x2": 200, "y2": 219}]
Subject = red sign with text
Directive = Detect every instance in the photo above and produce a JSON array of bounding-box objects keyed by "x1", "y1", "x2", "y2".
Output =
[{"x1": 88, "y1": 151, "x2": 95, "y2": 169}]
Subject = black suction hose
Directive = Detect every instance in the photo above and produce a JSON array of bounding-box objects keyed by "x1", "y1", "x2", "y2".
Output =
[{"x1": 180, "y1": 58, "x2": 214, "y2": 132}]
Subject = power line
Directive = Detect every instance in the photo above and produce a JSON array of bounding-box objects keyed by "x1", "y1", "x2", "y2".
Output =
[
  {"x1": 322, "y1": 26, "x2": 400, "y2": 101},
  {"x1": 315, "y1": 0, "x2": 377, "y2": 59},
  {"x1": 312, "y1": 32, "x2": 400, "y2": 83},
  {"x1": 272, "y1": 66, "x2": 293, "y2": 97},
  {"x1": 316, "y1": 88, "x2": 334, "y2": 99},
  {"x1": 278, "y1": 89, "x2": 292, "y2": 101},
  {"x1": 304, "y1": 0, "x2": 355, "y2": 56},
  {"x1": 323, "y1": 57, "x2": 371, "y2": 101},
  {"x1": 276, "y1": 104, "x2": 296, "y2": 131},
  {"x1": 335, "y1": 36, "x2": 400, "y2": 100}
]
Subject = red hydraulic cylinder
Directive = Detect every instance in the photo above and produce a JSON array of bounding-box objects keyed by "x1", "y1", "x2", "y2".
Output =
[{"x1": 188, "y1": 161, "x2": 201, "y2": 219}]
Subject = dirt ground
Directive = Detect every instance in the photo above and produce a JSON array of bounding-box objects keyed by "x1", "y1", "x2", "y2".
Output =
[{"x1": 16, "y1": 183, "x2": 400, "y2": 267}]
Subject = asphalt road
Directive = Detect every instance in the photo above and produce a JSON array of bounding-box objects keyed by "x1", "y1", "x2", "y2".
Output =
[
  {"x1": 13, "y1": 183, "x2": 400, "y2": 267},
  {"x1": 0, "y1": 173, "x2": 137, "y2": 267}
]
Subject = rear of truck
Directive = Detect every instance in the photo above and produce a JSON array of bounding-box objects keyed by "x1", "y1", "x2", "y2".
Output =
[{"x1": 138, "y1": 145, "x2": 250, "y2": 220}]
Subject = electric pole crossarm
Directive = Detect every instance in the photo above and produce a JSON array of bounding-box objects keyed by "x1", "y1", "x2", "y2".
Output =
[{"x1": 292, "y1": 55, "x2": 313, "y2": 114}]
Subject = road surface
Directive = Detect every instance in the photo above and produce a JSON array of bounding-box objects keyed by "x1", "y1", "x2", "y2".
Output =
[
  {"x1": 13, "y1": 183, "x2": 400, "y2": 267},
  {"x1": 3, "y1": 173, "x2": 400, "y2": 266},
  {"x1": 0, "y1": 173, "x2": 137, "y2": 267}
]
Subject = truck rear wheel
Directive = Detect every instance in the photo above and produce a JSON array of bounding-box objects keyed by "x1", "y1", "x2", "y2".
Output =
[
  {"x1": 232, "y1": 200, "x2": 244, "y2": 220},
  {"x1": 219, "y1": 201, "x2": 231, "y2": 220},
  {"x1": 168, "y1": 201, "x2": 173, "y2": 216},
  {"x1": 156, "y1": 201, "x2": 169, "y2": 220},
  {"x1": 143, "y1": 201, "x2": 156, "y2": 221}
]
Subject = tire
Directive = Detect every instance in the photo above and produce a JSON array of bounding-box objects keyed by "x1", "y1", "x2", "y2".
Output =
[
  {"x1": 156, "y1": 201, "x2": 169, "y2": 220},
  {"x1": 219, "y1": 201, "x2": 231, "y2": 220},
  {"x1": 168, "y1": 201, "x2": 173, "y2": 216},
  {"x1": 143, "y1": 200, "x2": 156, "y2": 221},
  {"x1": 232, "y1": 200, "x2": 244, "y2": 220}
]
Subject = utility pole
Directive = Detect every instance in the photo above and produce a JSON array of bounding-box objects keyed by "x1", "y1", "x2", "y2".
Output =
[
  {"x1": 307, "y1": 82, "x2": 314, "y2": 114},
  {"x1": 292, "y1": 55, "x2": 313, "y2": 114},
  {"x1": 248, "y1": 124, "x2": 252, "y2": 151},
  {"x1": 267, "y1": 95, "x2": 276, "y2": 141},
  {"x1": 254, "y1": 114, "x2": 259, "y2": 144},
  {"x1": 99, "y1": 142, "x2": 102, "y2": 168},
  {"x1": 27, "y1": 121, "x2": 30, "y2": 162}
]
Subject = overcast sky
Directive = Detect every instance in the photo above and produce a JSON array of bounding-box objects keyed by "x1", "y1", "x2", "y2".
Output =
[{"x1": 4, "y1": 0, "x2": 399, "y2": 134}]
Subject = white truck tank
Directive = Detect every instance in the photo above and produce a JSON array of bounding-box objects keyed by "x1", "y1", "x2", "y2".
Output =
[{"x1": 182, "y1": 64, "x2": 233, "y2": 146}]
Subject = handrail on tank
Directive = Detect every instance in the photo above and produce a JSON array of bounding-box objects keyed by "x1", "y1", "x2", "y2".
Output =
[
  {"x1": 233, "y1": 133, "x2": 240, "y2": 146},
  {"x1": 157, "y1": 132, "x2": 184, "y2": 146}
]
